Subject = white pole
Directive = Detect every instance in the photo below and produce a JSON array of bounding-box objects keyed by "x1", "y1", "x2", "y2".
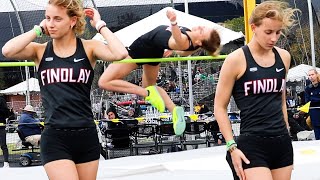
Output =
[
  {"x1": 9, "y1": 0, "x2": 30, "y2": 105},
  {"x1": 184, "y1": 0, "x2": 194, "y2": 114},
  {"x1": 307, "y1": 0, "x2": 316, "y2": 67}
]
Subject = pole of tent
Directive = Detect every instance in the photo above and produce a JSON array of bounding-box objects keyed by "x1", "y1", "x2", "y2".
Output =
[
  {"x1": 184, "y1": 0, "x2": 194, "y2": 115},
  {"x1": 243, "y1": 0, "x2": 255, "y2": 44},
  {"x1": 307, "y1": 0, "x2": 316, "y2": 67}
]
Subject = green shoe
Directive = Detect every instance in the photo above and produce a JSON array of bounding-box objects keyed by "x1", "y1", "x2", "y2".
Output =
[
  {"x1": 145, "y1": 86, "x2": 165, "y2": 113},
  {"x1": 172, "y1": 106, "x2": 186, "y2": 135}
]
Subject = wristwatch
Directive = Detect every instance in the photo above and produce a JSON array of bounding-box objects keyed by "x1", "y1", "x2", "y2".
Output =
[{"x1": 228, "y1": 144, "x2": 237, "y2": 153}]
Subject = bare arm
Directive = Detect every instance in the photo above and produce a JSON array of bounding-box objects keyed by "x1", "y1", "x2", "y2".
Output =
[
  {"x1": 85, "y1": 8, "x2": 128, "y2": 62},
  {"x1": 277, "y1": 47, "x2": 291, "y2": 129},
  {"x1": 163, "y1": 49, "x2": 196, "y2": 57},
  {"x1": 2, "y1": 28, "x2": 39, "y2": 62},
  {"x1": 214, "y1": 50, "x2": 243, "y2": 142},
  {"x1": 166, "y1": 9, "x2": 189, "y2": 50},
  {"x1": 173, "y1": 50, "x2": 199, "y2": 57},
  {"x1": 214, "y1": 49, "x2": 249, "y2": 180}
]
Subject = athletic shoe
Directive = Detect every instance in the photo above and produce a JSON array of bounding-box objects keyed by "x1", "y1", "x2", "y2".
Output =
[
  {"x1": 145, "y1": 86, "x2": 165, "y2": 113},
  {"x1": 172, "y1": 106, "x2": 186, "y2": 135},
  {"x1": 3, "y1": 162, "x2": 9, "y2": 168}
]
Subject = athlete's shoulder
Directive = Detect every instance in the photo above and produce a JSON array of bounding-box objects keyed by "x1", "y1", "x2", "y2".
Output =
[
  {"x1": 274, "y1": 46, "x2": 291, "y2": 67},
  {"x1": 225, "y1": 47, "x2": 245, "y2": 63},
  {"x1": 223, "y1": 47, "x2": 246, "y2": 76},
  {"x1": 274, "y1": 46, "x2": 290, "y2": 58}
]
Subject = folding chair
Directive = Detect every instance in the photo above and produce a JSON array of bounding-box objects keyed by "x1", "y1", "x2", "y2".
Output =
[
  {"x1": 155, "y1": 123, "x2": 182, "y2": 153},
  {"x1": 131, "y1": 124, "x2": 158, "y2": 155},
  {"x1": 181, "y1": 121, "x2": 208, "y2": 150},
  {"x1": 103, "y1": 121, "x2": 133, "y2": 159}
]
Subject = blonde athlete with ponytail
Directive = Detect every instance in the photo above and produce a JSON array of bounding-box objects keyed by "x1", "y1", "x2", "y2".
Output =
[
  {"x1": 214, "y1": 1, "x2": 300, "y2": 180},
  {"x1": 2, "y1": 0, "x2": 127, "y2": 179}
]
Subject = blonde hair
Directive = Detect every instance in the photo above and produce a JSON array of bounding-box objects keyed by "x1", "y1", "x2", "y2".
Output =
[
  {"x1": 48, "y1": 0, "x2": 86, "y2": 35},
  {"x1": 249, "y1": 1, "x2": 300, "y2": 33},
  {"x1": 309, "y1": 68, "x2": 320, "y2": 82}
]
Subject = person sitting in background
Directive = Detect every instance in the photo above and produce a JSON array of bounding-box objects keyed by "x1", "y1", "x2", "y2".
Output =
[
  {"x1": 287, "y1": 110, "x2": 305, "y2": 140},
  {"x1": 99, "y1": 107, "x2": 120, "y2": 133},
  {"x1": 194, "y1": 101, "x2": 210, "y2": 114},
  {"x1": 198, "y1": 102, "x2": 210, "y2": 114},
  {"x1": 210, "y1": 120, "x2": 225, "y2": 145},
  {"x1": 294, "y1": 111, "x2": 311, "y2": 131},
  {"x1": 18, "y1": 105, "x2": 41, "y2": 147},
  {"x1": 106, "y1": 107, "x2": 120, "y2": 120}
]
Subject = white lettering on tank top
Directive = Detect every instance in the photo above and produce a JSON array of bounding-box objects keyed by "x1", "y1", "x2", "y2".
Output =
[
  {"x1": 244, "y1": 78, "x2": 285, "y2": 96},
  {"x1": 40, "y1": 68, "x2": 91, "y2": 85}
]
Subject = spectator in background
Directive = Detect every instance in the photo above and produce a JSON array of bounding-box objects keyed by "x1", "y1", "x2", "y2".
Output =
[
  {"x1": 125, "y1": 108, "x2": 136, "y2": 119},
  {"x1": 0, "y1": 96, "x2": 10, "y2": 168},
  {"x1": 305, "y1": 69, "x2": 320, "y2": 140},
  {"x1": 130, "y1": 98, "x2": 142, "y2": 118},
  {"x1": 168, "y1": 81, "x2": 176, "y2": 92},
  {"x1": 287, "y1": 110, "x2": 305, "y2": 140},
  {"x1": 7, "y1": 108, "x2": 15, "y2": 121},
  {"x1": 106, "y1": 107, "x2": 121, "y2": 120},
  {"x1": 286, "y1": 91, "x2": 296, "y2": 108},
  {"x1": 210, "y1": 120, "x2": 225, "y2": 145},
  {"x1": 194, "y1": 101, "x2": 210, "y2": 114},
  {"x1": 18, "y1": 105, "x2": 42, "y2": 147},
  {"x1": 99, "y1": 106, "x2": 121, "y2": 135},
  {"x1": 169, "y1": 65, "x2": 177, "y2": 82},
  {"x1": 297, "y1": 91, "x2": 306, "y2": 106},
  {"x1": 198, "y1": 102, "x2": 210, "y2": 114},
  {"x1": 293, "y1": 111, "x2": 310, "y2": 131}
]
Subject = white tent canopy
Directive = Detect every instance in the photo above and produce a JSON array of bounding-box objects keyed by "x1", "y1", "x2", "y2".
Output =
[
  {"x1": 0, "y1": 0, "x2": 237, "y2": 12},
  {"x1": 287, "y1": 64, "x2": 320, "y2": 82},
  {"x1": 0, "y1": 78, "x2": 40, "y2": 95},
  {"x1": 94, "y1": 7, "x2": 244, "y2": 46}
]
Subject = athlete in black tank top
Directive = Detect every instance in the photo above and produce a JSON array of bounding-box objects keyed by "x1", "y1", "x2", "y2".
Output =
[
  {"x1": 232, "y1": 45, "x2": 287, "y2": 136},
  {"x1": 2, "y1": 3, "x2": 127, "y2": 179},
  {"x1": 38, "y1": 38, "x2": 94, "y2": 128},
  {"x1": 98, "y1": 8, "x2": 221, "y2": 135},
  {"x1": 128, "y1": 25, "x2": 199, "y2": 60},
  {"x1": 214, "y1": 1, "x2": 299, "y2": 179}
]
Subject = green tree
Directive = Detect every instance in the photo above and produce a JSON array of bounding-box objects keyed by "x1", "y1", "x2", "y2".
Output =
[
  {"x1": 223, "y1": 16, "x2": 245, "y2": 33},
  {"x1": 283, "y1": 26, "x2": 320, "y2": 67}
]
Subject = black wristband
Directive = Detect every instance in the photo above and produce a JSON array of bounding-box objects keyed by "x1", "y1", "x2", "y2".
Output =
[
  {"x1": 98, "y1": 25, "x2": 106, "y2": 33},
  {"x1": 40, "y1": 26, "x2": 45, "y2": 35}
]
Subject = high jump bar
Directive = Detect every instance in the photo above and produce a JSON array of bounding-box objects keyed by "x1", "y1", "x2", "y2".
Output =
[{"x1": 0, "y1": 55, "x2": 227, "y2": 67}]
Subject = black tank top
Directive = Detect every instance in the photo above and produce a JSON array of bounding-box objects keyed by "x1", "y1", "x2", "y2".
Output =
[
  {"x1": 232, "y1": 45, "x2": 288, "y2": 136},
  {"x1": 128, "y1": 25, "x2": 199, "y2": 59},
  {"x1": 37, "y1": 38, "x2": 95, "y2": 128}
]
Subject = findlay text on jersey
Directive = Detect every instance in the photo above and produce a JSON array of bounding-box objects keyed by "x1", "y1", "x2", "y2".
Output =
[
  {"x1": 244, "y1": 78, "x2": 285, "y2": 96},
  {"x1": 40, "y1": 68, "x2": 91, "y2": 85}
]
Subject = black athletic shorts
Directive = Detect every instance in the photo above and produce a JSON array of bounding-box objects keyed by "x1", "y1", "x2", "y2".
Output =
[
  {"x1": 227, "y1": 133, "x2": 293, "y2": 172},
  {"x1": 127, "y1": 38, "x2": 162, "y2": 66},
  {"x1": 40, "y1": 127, "x2": 100, "y2": 165}
]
